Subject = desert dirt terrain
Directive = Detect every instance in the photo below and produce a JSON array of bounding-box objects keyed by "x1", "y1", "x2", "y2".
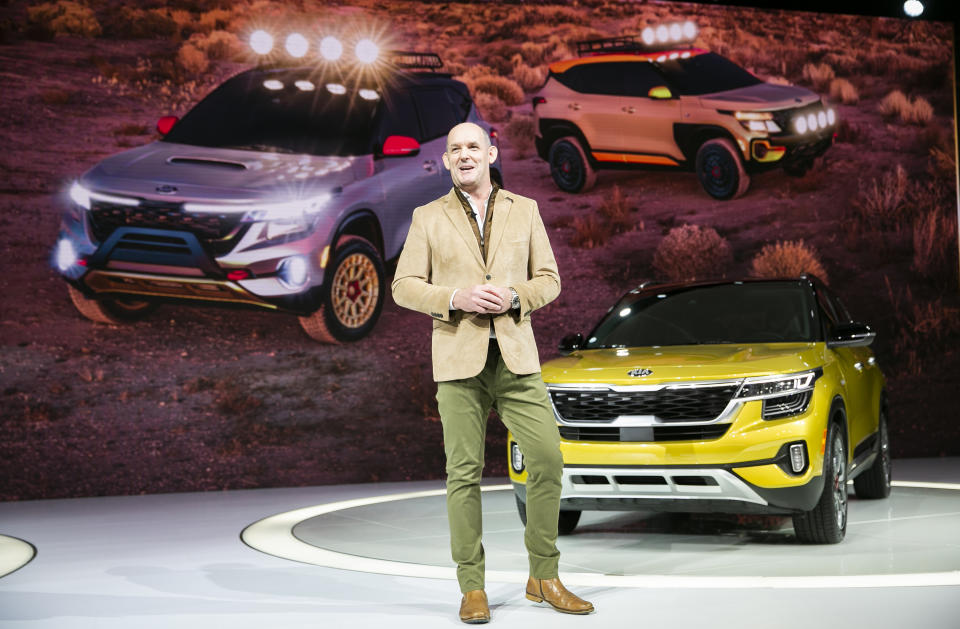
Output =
[{"x1": 0, "y1": 0, "x2": 957, "y2": 500}]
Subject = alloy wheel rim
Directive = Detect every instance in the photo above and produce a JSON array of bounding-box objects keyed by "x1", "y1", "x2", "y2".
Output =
[
  {"x1": 880, "y1": 417, "x2": 891, "y2": 486},
  {"x1": 552, "y1": 145, "x2": 581, "y2": 189},
  {"x1": 331, "y1": 253, "x2": 378, "y2": 328},
  {"x1": 833, "y1": 433, "x2": 847, "y2": 529}
]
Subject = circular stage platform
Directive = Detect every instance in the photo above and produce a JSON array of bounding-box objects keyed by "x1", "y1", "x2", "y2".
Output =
[
  {"x1": 0, "y1": 535, "x2": 35, "y2": 579},
  {"x1": 242, "y1": 481, "x2": 960, "y2": 588}
]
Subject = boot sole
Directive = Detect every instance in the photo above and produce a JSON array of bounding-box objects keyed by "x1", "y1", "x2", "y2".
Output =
[{"x1": 525, "y1": 592, "x2": 594, "y2": 614}]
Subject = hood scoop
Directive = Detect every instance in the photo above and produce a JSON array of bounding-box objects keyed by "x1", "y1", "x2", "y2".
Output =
[{"x1": 166, "y1": 156, "x2": 251, "y2": 171}]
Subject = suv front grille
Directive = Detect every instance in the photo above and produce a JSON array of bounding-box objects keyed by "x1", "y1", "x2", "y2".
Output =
[
  {"x1": 550, "y1": 385, "x2": 739, "y2": 423},
  {"x1": 89, "y1": 201, "x2": 247, "y2": 256}
]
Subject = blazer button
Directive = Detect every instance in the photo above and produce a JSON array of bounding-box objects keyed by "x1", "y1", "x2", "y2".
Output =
[{"x1": 485, "y1": 274, "x2": 491, "y2": 280}]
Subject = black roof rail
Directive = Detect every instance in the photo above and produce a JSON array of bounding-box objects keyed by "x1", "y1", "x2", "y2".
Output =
[
  {"x1": 389, "y1": 51, "x2": 444, "y2": 72},
  {"x1": 576, "y1": 36, "x2": 646, "y2": 57}
]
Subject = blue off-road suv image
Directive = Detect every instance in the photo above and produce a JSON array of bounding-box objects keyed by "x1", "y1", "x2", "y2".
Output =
[{"x1": 53, "y1": 36, "x2": 499, "y2": 343}]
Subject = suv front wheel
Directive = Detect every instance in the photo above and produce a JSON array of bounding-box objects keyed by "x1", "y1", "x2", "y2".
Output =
[
  {"x1": 68, "y1": 285, "x2": 158, "y2": 324},
  {"x1": 548, "y1": 136, "x2": 596, "y2": 193},
  {"x1": 793, "y1": 421, "x2": 847, "y2": 544},
  {"x1": 299, "y1": 236, "x2": 385, "y2": 343},
  {"x1": 695, "y1": 138, "x2": 750, "y2": 200}
]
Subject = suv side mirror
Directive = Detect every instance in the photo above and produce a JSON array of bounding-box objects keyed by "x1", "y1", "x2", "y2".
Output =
[
  {"x1": 647, "y1": 86, "x2": 673, "y2": 100},
  {"x1": 381, "y1": 135, "x2": 420, "y2": 157},
  {"x1": 558, "y1": 333, "x2": 583, "y2": 356},
  {"x1": 157, "y1": 115, "x2": 179, "y2": 136},
  {"x1": 827, "y1": 322, "x2": 876, "y2": 348}
]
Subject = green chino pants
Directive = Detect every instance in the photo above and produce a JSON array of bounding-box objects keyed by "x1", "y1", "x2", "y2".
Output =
[{"x1": 436, "y1": 340, "x2": 563, "y2": 592}]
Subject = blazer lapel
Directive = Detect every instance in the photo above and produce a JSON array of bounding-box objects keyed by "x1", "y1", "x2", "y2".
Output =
[
  {"x1": 484, "y1": 190, "x2": 513, "y2": 268},
  {"x1": 442, "y1": 188, "x2": 485, "y2": 268}
]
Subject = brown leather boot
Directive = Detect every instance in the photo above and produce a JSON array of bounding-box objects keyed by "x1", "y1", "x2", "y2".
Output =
[
  {"x1": 459, "y1": 589, "x2": 490, "y2": 624},
  {"x1": 525, "y1": 577, "x2": 594, "y2": 614}
]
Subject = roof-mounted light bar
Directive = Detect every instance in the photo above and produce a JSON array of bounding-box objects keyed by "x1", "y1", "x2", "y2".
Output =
[
  {"x1": 576, "y1": 22, "x2": 698, "y2": 57},
  {"x1": 247, "y1": 29, "x2": 444, "y2": 72}
]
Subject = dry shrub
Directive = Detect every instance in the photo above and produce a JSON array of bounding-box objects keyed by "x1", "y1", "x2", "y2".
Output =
[
  {"x1": 750, "y1": 240, "x2": 828, "y2": 284},
  {"x1": 885, "y1": 277, "x2": 960, "y2": 376},
  {"x1": 828, "y1": 78, "x2": 859, "y2": 104},
  {"x1": 879, "y1": 90, "x2": 934, "y2": 125},
  {"x1": 471, "y1": 75, "x2": 525, "y2": 107},
  {"x1": 912, "y1": 209, "x2": 958, "y2": 283},
  {"x1": 213, "y1": 377, "x2": 263, "y2": 417},
  {"x1": 473, "y1": 92, "x2": 507, "y2": 123},
  {"x1": 197, "y1": 8, "x2": 233, "y2": 33},
  {"x1": 569, "y1": 213, "x2": 611, "y2": 249},
  {"x1": 852, "y1": 164, "x2": 909, "y2": 229},
  {"x1": 177, "y1": 43, "x2": 209, "y2": 75},
  {"x1": 39, "y1": 88, "x2": 73, "y2": 105},
  {"x1": 653, "y1": 225, "x2": 732, "y2": 282},
  {"x1": 99, "y1": 7, "x2": 178, "y2": 39},
  {"x1": 27, "y1": 1, "x2": 101, "y2": 38},
  {"x1": 598, "y1": 185, "x2": 635, "y2": 234},
  {"x1": 511, "y1": 58, "x2": 547, "y2": 92},
  {"x1": 928, "y1": 142, "x2": 955, "y2": 181},
  {"x1": 801, "y1": 62, "x2": 834, "y2": 92},
  {"x1": 505, "y1": 114, "x2": 536, "y2": 157},
  {"x1": 189, "y1": 29, "x2": 241, "y2": 60},
  {"x1": 821, "y1": 51, "x2": 859, "y2": 75}
]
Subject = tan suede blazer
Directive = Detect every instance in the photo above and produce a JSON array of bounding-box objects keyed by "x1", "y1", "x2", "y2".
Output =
[{"x1": 392, "y1": 187, "x2": 561, "y2": 382}]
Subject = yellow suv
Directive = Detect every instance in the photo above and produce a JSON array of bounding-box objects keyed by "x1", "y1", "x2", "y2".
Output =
[
  {"x1": 532, "y1": 26, "x2": 837, "y2": 199},
  {"x1": 509, "y1": 277, "x2": 890, "y2": 543}
]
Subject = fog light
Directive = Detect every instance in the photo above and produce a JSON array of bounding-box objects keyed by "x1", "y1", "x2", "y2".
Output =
[
  {"x1": 789, "y1": 442, "x2": 807, "y2": 474},
  {"x1": 55, "y1": 238, "x2": 78, "y2": 272},
  {"x1": 278, "y1": 255, "x2": 308, "y2": 289},
  {"x1": 510, "y1": 442, "x2": 525, "y2": 474}
]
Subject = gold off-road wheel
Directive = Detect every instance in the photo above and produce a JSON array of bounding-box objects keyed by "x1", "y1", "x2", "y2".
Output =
[
  {"x1": 298, "y1": 236, "x2": 385, "y2": 343},
  {"x1": 68, "y1": 285, "x2": 157, "y2": 324}
]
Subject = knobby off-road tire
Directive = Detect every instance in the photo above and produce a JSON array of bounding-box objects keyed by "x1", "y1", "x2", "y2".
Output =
[
  {"x1": 695, "y1": 137, "x2": 750, "y2": 200},
  {"x1": 854, "y1": 410, "x2": 892, "y2": 499},
  {"x1": 548, "y1": 136, "x2": 596, "y2": 193},
  {"x1": 68, "y1": 285, "x2": 157, "y2": 325},
  {"x1": 793, "y1": 422, "x2": 848, "y2": 544},
  {"x1": 298, "y1": 236, "x2": 385, "y2": 344},
  {"x1": 515, "y1": 493, "x2": 582, "y2": 535}
]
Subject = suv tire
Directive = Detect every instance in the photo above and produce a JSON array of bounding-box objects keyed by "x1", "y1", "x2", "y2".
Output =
[
  {"x1": 514, "y1": 494, "x2": 582, "y2": 535},
  {"x1": 695, "y1": 138, "x2": 750, "y2": 200},
  {"x1": 548, "y1": 136, "x2": 596, "y2": 193},
  {"x1": 793, "y1": 421, "x2": 847, "y2": 544},
  {"x1": 853, "y1": 410, "x2": 891, "y2": 499},
  {"x1": 68, "y1": 285, "x2": 157, "y2": 324},
  {"x1": 299, "y1": 236, "x2": 384, "y2": 343}
]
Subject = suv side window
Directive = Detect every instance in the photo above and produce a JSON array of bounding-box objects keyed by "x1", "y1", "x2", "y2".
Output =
[
  {"x1": 413, "y1": 88, "x2": 459, "y2": 141},
  {"x1": 444, "y1": 86, "x2": 472, "y2": 122},
  {"x1": 556, "y1": 62, "x2": 663, "y2": 97},
  {"x1": 380, "y1": 91, "x2": 422, "y2": 141},
  {"x1": 623, "y1": 63, "x2": 667, "y2": 97}
]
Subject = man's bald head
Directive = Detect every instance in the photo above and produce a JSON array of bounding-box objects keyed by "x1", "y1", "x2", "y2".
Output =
[
  {"x1": 442, "y1": 122, "x2": 498, "y2": 194},
  {"x1": 446, "y1": 122, "x2": 491, "y2": 151}
]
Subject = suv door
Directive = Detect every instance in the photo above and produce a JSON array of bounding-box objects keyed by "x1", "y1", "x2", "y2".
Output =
[
  {"x1": 618, "y1": 62, "x2": 684, "y2": 163},
  {"x1": 554, "y1": 64, "x2": 630, "y2": 156}
]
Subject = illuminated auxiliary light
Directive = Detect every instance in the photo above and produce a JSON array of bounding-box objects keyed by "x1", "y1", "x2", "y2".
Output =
[
  {"x1": 795, "y1": 115, "x2": 808, "y2": 134},
  {"x1": 789, "y1": 443, "x2": 807, "y2": 474},
  {"x1": 250, "y1": 30, "x2": 274, "y2": 55},
  {"x1": 641, "y1": 27, "x2": 655, "y2": 45},
  {"x1": 278, "y1": 255, "x2": 309, "y2": 289},
  {"x1": 818, "y1": 111, "x2": 827, "y2": 128},
  {"x1": 69, "y1": 181, "x2": 91, "y2": 210},
  {"x1": 326, "y1": 83, "x2": 347, "y2": 95},
  {"x1": 827, "y1": 108, "x2": 836, "y2": 125},
  {"x1": 55, "y1": 238, "x2": 78, "y2": 272},
  {"x1": 263, "y1": 79, "x2": 284, "y2": 91},
  {"x1": 655, "y1": 25, "x2": 669, "y2": 43},
  {"x1": 682, "y1": 21, "x2": 697, "y2": 39},
  {"x1": 510, "y1": 442, "x2": 525, "y2": 474},
  {"x1": 358, "y1": 89, "x2": 379, "y2": 101},
  {"x1": 355, "y1": 38, "x2": 379, "y2": 64},
  {"x1": 294, "y1": 80, "x2": 315, "y2": 91},
  {"x1": 319, "y1": 36, "x2": 343, "y2": 61},
  {"x1": 807, "y1": 112, "x2": 818, "y2": 131},
  {"x1": 285, "y1": 33, "x2": 309, "y2": 58},
  {"x1": 903, "y1": 0, "x2": 924, "y2": 18},
  {"x1": 669, "y1": 23, "x2": 683, "y2": 41}
]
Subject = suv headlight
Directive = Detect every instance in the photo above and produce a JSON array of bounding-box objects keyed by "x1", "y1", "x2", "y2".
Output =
[
  {"x1": 734, "y1": 368, "x2": 822, "y2": 420},
  {"x1": 733, "y1": 111, "x2": 781, "y2": 134},
  {"x1": 185, "y1": 193, "x2": 332, "y2": 240}
]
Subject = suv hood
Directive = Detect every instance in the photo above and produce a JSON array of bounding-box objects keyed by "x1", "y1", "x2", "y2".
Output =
[
  {"x1": 80, "y1": 141, "x2": 365, "y2": 203},
  {"x1": 542, "y1": 343, "x2": 823, "y2": 386},
  {"x1": 698, "y1": 83, "x2": 820, "y2": 111}
]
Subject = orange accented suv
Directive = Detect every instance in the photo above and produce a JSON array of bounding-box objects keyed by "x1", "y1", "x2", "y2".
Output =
[{"x1": 532, "y1": 24, "x2": 837, "y2": 199}]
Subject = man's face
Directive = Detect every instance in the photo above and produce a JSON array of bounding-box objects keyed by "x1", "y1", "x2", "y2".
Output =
[{"x1": 442, "y1": 123, "x2": 498, "y2": 192}]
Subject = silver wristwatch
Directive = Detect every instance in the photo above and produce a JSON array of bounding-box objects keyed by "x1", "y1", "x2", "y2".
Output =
[{"x1": 509, "y1": 288, "x2": 520, "y2": 310}]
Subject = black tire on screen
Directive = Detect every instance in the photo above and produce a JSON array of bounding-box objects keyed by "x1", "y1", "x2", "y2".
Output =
[
  {"x1": 298, "y1": 236, "x2": 384, "y2": 344},
  {"x1": 793, "y1": 421, "x2": 848, "y2": 544},
  {"x1": 853, "y1": 410, "x2": 892, "y2": 499},
  {"x1": 68, "y1": 285, "x2": 157, "y2": 324},
  {"x1": 548, "y1": 136, "x2": 596, "y2": 193},
  {"x1": 558, "y1": 510, "x2": 582, "y2": 535},
  {"x1": 695, "y1": 137, "x2": 750, "y2": 200}
]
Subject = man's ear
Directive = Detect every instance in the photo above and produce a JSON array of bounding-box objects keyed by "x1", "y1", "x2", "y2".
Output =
[
  {"x1": 488, "y1": 145, "x2": 498, "y2": 165},
  {"x1": 441, "y1": 151, "x2": 451, "y2": 171}
]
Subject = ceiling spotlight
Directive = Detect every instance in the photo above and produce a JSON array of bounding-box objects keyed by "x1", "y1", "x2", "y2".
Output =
[{"x1": 903, "y1": 0, "x2": 924, "y2": 17}]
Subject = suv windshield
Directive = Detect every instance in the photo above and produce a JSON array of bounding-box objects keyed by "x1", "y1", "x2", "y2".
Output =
[
  {"x1": 163, "y1": 70, "x2": 381, "y2": 156},
  {"x1": 654, "y1": 52, "x2": 762, "y2": 96},
  {"x1": 584, "y1": 282, "x2": 817, "y2": 348}
]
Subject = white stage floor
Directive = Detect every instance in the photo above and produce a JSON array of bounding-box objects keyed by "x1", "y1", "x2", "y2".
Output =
[{"x1": 1, "y1": 458, "x2": 959, "y2": 628}]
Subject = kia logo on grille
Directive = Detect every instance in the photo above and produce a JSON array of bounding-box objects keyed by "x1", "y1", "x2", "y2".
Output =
[
  {"x1": 156, "y1": 184, "x2": 178, "y2": 194},
  {"x1": 628, "y1": 368, "x2": 653, "y2": 377}
]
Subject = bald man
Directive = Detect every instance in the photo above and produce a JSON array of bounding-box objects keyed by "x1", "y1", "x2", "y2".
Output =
[{"x1": 392, "y1": 123, "x2": 594, "y2": 623}]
